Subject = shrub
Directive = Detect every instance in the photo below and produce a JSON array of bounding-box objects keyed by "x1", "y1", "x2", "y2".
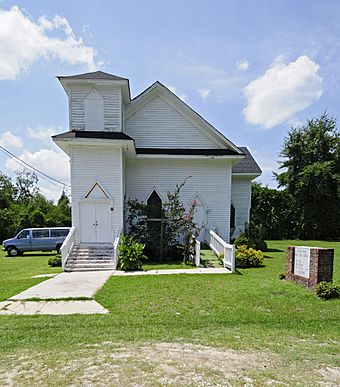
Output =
[
  {"x1": 254, "y1": 239, "x2": 268, "y2": 252},
  {"x1": 235, "y1": 245, "x2": 264, "y2": 268},
  {"x1": 234, "y1": 233, "x2": 252, "y2": 249},
  {"x1": 233, "y1": 232, "x2": 267, "y2": 252},
  {"x1": 316, "y1": 282, "x2": 340, "y2": 300},
  {"x1": 48, "y1": 256, "x2": 62, "y2": 267},
  {"x1": 118, "y1": 235, "x2": 148, "y2": 271}
]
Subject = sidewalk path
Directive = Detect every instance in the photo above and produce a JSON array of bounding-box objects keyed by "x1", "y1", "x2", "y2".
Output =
[
  {"x1": 0, "y1": 300, "x2": 108, "y2": 315},
  {"x1": 10, "y1": 271, "x2": 113, "y2": 300},
  {"x1": 0, "y1": 271, "x2": 113, "y2": 316},
  {"x1": 112, "y1": 267, "x2": 232, "y2": 276}
]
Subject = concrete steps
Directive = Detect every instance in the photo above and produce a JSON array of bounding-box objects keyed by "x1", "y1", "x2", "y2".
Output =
[{"x1": 65, "y1": 245, "x2": 115, "y2": 272}]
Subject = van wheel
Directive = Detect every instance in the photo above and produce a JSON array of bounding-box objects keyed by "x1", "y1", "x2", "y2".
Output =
[
  {"x1": 7, "y1": 247, "x2": 19, "y2": 257},
  {"x1": 56, "y1": 244, "x2": 62, "y2": 254}
]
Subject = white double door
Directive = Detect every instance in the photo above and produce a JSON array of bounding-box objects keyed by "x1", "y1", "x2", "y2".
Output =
[{"x1": 80, "y1": 201, "x2": 112, "y2": 244}]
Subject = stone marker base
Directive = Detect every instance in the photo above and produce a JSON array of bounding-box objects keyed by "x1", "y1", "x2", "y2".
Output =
[{"x1": 286, "y1": 246, "x2": 334, "y2": 289}]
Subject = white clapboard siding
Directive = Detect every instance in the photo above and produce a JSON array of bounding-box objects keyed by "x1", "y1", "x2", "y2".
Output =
[
  {"x1": 70, "y1": 146, "x2": 124, "y2": 243},
  {"x1": 231, "y1": 176, "x2": 252, "y2": 231},
  {"x1": 125, "y1": 96, "x2": 221, "y2": 149},
  {"x1": 126, "y1": 158, "x2": 232, "y2": 241},
  {"x1": 69, "y1": 86, "x2": 121, "y2": 132}
]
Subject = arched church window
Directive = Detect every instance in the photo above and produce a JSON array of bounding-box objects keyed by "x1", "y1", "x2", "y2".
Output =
[
  {"x1": 230, "y1": 204, "x2": 236, "y2": 229},
  {"x1": 147, "y1": 190, "x2": 162, "y2": 219}
]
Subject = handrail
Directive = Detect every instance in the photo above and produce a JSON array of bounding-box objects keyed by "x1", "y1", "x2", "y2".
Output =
[
  {"x1": 208, "y1": 230, "x2": 235, "y2": 272},
  {"x1": 194, "y1": 239, "x2": 201, "y2": 267},
  {"x1": 112, "y1": 227, "x2": 122, "y2": 270},
  {"x1": 60, "y1": 226, "x2": 76, "y2": 270}
]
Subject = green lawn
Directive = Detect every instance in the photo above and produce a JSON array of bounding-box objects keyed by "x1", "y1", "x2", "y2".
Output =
[
  {"x1": 0, "y1": 250, "x2": 62, "y2": 301},
  {"x1": 0, "y1": 241, "x2": 339, "y2": 385}
]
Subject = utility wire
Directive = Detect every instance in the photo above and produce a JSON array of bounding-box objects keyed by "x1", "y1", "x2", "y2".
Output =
[{"x1": 0, "y1": 145, "x2": 70, "y2": 188}]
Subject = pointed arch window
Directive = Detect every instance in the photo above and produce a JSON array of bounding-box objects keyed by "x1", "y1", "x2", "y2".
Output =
[
  {"x1": 146, "y1": 190, "x2": 164, "y2": 260},
  {"x1": 147, "y1": 190, "x2": 162, "y2": 219},
  {"x1": 230, "y1": 204, "x2": 236, "y2": 229}
]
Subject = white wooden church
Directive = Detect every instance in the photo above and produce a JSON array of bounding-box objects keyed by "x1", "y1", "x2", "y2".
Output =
[{"x1": 53, "y1": 71, "x2": 261, "y2": 271}]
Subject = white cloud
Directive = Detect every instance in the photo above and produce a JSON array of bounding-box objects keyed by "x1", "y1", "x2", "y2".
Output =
[
  {"x1": 198, "y1": 89, "x2": 211, "y2": 99},
  {"x1": 237, "y1": 59, "x2": 250, "y2": 71},
  {"x1": 0, "y1": 6, "x2": 98, "y2": 80},
  {"x1": 0, "y1": 130, "x2": 23, "y2": 148},
  {"x1": 40, "y1": 183, "x2": 70, "y2": 202},
  {"x1": 5, "y1": 148, "x2": 69, "y2": 181},
  {"x1": 243, "y1": 55, "x2": 323, "y2": 129},
  {"x1": 27, "y1": 126, "x2": 60, "y2": 141},
  {"x1": 167, "y1": 86, "x2": 187, "y2": 102}
]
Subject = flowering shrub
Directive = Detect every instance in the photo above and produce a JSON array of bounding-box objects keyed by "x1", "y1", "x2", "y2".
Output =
[
  {"x1": 235, "y1": 245, "x2": 264, "y2": 268},
  {"x1": 126, "y1": 177, "x2": 205, "y2": 263}
]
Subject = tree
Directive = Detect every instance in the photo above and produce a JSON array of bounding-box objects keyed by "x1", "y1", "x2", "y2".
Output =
[
  {"x1": 0, "y1": 171, "x2": 71, "y2": 242},
  {"x1": 276, "y1": 112, "x2": 340, "y2": 239},
  {"x1": 249, "y1": 183, "x2": 297, "y2": 240}
]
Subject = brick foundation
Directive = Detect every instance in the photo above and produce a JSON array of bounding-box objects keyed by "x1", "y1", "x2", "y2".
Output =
[{"x1": 286, "y1": 246, "x2": 334, "y2": 289}]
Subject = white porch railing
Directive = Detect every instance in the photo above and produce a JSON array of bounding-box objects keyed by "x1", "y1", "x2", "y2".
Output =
[
  {"x1": 194, "y1": 239, "x2": 201, "y2": 267},
  {"x1": 60, "y1": 226, "x2": 76, "y2": 270},
  {"x1": 207, "y1": 230, "x2": 235, "y2": 272},
  {"x1": 112, "y1": 227, "x2": 123, "y2": 270}
]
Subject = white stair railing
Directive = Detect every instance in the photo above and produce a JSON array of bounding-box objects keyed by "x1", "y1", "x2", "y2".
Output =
[
  {"x1": 207, "y1": 230, "x2": 235, "y2": 272},
  {"x1": 112, "y1": 227, "x2": 123, "y2": 270},
  {"x1": 60, "y1": 226, "x2": 76, "y2": 270}
]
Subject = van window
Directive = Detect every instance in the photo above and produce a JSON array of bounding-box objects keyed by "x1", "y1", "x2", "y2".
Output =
[
  {"x1": 32, "y1": 230, "x2": 50, "y2": 239},
  {"x1": 51, "y1": 229, "x2": 69, "y2": 238},
  {"x1": 17, "y1": 230, "x2": 29, "y2": 239}
]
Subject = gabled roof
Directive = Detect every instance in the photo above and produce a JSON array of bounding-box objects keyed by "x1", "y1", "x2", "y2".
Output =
[
  {"x1": 125, "y1": 81, "x2": 243, "y2": 154},
  {"x1": 57, "y1": 71, "x2": 128, "y2": 81},
  {"x1": 232, "y1": 147, "x2": 261, "y2": 175}
]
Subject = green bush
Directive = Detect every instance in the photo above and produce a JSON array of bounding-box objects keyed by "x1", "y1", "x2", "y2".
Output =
[
  {"x1": 118, "y1": 235, "x2": 148, "y2": 271},
  {"x1": 235, "y1": 245, "x2": 264, "y2": 268},
  {"x1": 316, "y1": 281, "x2": 340, "y2": 300},
  {"x1": 254, "y1": 239, "x2": 268, "y2": 252},
  {"x1": 48, "y1": 256, "x2": 62, "y2": 267},
  {"x1": 233, "y1": 232, "x2": 267, "y2": 252}
]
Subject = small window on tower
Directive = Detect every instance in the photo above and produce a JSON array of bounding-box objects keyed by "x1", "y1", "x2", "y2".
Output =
[{"x1": 85, "y1": 91, "x2": 104, "y2": 131}]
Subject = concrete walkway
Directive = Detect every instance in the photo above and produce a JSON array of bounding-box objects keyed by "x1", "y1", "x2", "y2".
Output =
[
  {"x1": 112, "y1": 267, "x2": 231, "y2": 276},
  {"x1": 0, "y1": 300, "x2": 108, "y2": 315},
  {"x1": 10, "y1": 271, "x2": 113, "y2": 300},
  {"x1": 0, "y1": 271, "x2": 113, "y2": 316}
]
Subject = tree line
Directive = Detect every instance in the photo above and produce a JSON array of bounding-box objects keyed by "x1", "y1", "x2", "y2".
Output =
[
  {"x1": 0, "y1": 170, "x2": 71, "y2": 242},
  {"x1": 250, "y1": 113, "x2": 340, "y2": 240}
]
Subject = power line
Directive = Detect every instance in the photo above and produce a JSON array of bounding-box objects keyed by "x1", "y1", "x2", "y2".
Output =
[{"x1": 0, "y1": 145, "x2": 70, "y2": 188}]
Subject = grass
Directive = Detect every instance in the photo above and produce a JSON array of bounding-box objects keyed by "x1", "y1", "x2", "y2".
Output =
[
  {"x1": 0, "y1": 240, "x2": 339, "y2": 385},
  {"x1": 0, "y1": 250, "x2": 62, "y2": 301}
]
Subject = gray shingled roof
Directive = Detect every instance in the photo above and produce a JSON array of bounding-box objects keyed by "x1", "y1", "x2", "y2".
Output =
[
  {"x1": 52, "y1": 131, "x2": 134, "y2": 141},
  {"x1": 232, "y1": 147, "x2": 261, "y2": 174},
  {"x1": 57, "y1": 71, "x2": 128, "y2": 81}
]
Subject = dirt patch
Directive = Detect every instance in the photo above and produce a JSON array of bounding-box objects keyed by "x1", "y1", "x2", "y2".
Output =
[{"x1": 0, "y1": 342, "x2": 337, "y2": 386}]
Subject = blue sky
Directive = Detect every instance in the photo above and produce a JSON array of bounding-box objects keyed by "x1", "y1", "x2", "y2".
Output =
[{"x1": 0, "y1": 0, "x2": 339, "y2": 200}]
